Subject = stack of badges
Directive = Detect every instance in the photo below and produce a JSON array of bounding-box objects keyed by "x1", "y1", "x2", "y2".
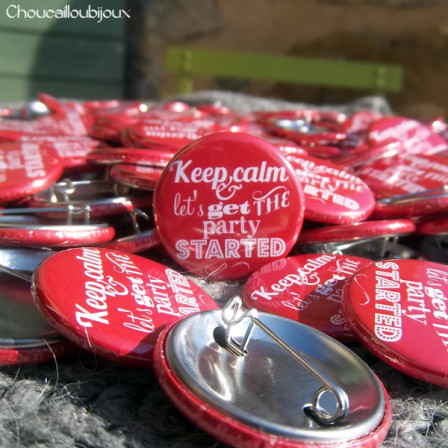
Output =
[{"x1": 0, "y1": 92, "x2": 447, "y2": 447}]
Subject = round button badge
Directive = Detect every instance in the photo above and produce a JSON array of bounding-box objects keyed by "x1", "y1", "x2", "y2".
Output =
[
  {"x1": 243, "y1": 253, "x2": 373, "y2": 341},
  {"x1": 285, "y1": 154, "x2": 375, "y2": 224},
  {"x1": 32, "y1": 248, "x2": 218, "y2": 367},
  {"x1": 368, "y1": 116, "x2": 448, "y2": 156},
  {"x1": 357, "y1": 153, "x2": 448, "y2": 200},
  {"x1": 0, "y1": 141, "x2": 63, "y2": 203},
  {"x1": 153, "y1": 132, "x2": 305, "y2": 280},
  {"x1": 343, "y1": 258, "x2": 448, "y2": 387}
]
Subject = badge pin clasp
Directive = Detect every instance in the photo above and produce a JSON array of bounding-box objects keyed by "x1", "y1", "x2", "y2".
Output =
[{"x1": 215, "y1": 297, "x2": 350, "y2": 426}]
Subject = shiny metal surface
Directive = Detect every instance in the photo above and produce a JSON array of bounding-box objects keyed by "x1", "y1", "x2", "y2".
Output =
[
  {"x1": 165, "y1": 308, "x2": 386, "y2": 443},
  {"x1": 0, "y1": 272, "x2": 64, "y2": 347},
  {"x1": 0, "y1": 248, "x2": 54, "y2": 274}
]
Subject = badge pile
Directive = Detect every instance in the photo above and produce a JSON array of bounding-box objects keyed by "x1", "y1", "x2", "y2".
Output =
[{"x1": 0, "y1": 93, "x2": 447, "y2": 447}]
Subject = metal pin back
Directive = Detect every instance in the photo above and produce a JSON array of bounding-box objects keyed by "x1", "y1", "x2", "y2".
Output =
[{"x1": 154, "y1": 297, "x2": 391, "y2": 447}]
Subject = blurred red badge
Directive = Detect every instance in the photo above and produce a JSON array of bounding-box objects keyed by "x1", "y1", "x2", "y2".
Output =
[
  {"x1": 0, "y1": 141, "x2": 63, "y2": 203},
  {"x1": 32, "y1": 248, "x2": 218, "y2": 366},
  {"x1": 243, "y1": 254, "x2": 373, "y2": 341},
  {"x1": 357, "y1": 153, "x2": 448, "y2": 200},
  {"x1": 368, "y1": 116, "x2": 448, "y2": 155},
  {"x1": 153, "y1": 132, "x2": 305, "y2": 280},
  {"x1": 343, "y1": 258, "x2": 448, "y2": 386}
]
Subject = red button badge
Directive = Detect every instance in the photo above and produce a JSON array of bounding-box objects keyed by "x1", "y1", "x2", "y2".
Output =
[
  {"x1": 343, "y1": 258, "x2": 448, "y2": 386},
  {"x1": 285, "y1": 153, "x2": 375, "y2": 224},
  {"x1": 243, "y1": 253, "x2": 373, "y2": 341},
  {"x1": 357, "y1": 153, "x2": 448, "y2": 200},
  {"x1": 32, "y1": 248, "x2": 218, "y2": 367},
  {"x1": 0, "y1": 141, "x2": 63, "y2": 203},
  {"x1": 153, "y1": 132, "x2": 305, "y2": 280},
  {"x1": 368, "y1": 116, "x2": 448, "y2": 156}
]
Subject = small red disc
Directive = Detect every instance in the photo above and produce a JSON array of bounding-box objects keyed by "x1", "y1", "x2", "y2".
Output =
[
  {"x1": 243, "y1": 253, "x2": 373, "y2": 341},
  {"x1": 32, "y1": 248, "x2": 218, "y2": 366},
  {"x1": 0, "y1": 141, "x2": 63, "y2": 203},
  {"x1": 368, "y1": 116, "x2": 448, "y2": 156},
  {"x1": 285, "y1": 154, "x2": 375, "y2": 224}
]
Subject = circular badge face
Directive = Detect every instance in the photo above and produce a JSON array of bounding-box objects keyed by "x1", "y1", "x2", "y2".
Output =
[
  {"x1": 32, "y1": 248, "x2": 218, "y2": 366},
  {"x1": 20, "y1": 136, "x2": 104, "y2": 169},
  {"x1": 343, "y1": 258, "x2": 448, "y2": 386},
  {"x1": 243, "y1": 254, "x2": 373, "y2": 341},
  {"x1": 341, "y1": 111, "x2": 383, "y2": 134},
  {"x1": 153, "y1": 132, "x2": 305, "y2": 280},
  {"x1": 0, "y1": 142, "x2": 63, "y2": 203},
  {"x1": 357, "y1": 153, "x2": 448, "y2": 200},
  {"x1": 368, "y1": 116, "x2": 448, "y2": 156},
  {"x1": 124, "y1": 120, "x2": 215, "y2": 151},
  {"x1": 285, "y1": 154, "x2": 375, "y2": 224}
]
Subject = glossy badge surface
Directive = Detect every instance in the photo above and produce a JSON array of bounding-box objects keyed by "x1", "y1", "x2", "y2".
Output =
[
  {"x1": 32, "y1": 248, "x2": 218, "y2": 366},
  {"x1": 343, "y1": 259, "x2": 448, "y2": 386},
  {"x1": 154, "y1": 298, "x2": 391, "y2": 448},
  {"x1": 153, "y1": 132, "x2": 305, "y2": 280},
  {"x1": 285, "y1": 154, "x2": 375, "y2": 224},
  {"x1": 243, "y1": 254, "x2": 373, "y2": 342},
  {"x1": 0, "y1": 141, "x2": 63, "y2": 203}
]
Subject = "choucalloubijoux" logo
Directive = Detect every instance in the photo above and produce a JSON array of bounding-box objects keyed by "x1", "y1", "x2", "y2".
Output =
[{"x1": 6, "y1": 4, "x2": 131, "y2": 23}]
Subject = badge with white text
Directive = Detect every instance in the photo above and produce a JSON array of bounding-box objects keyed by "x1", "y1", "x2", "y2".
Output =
[
  {"x1": 343, "y1": 258, "x2": 448, "y2": 386},
  {"x1": 286, "y1": 154, "x2": 375, "y2": 224},
  {"x1": 243, "y1": 254, "x2": 372, "y2": 341},
  {"x1": 153, "y1": 132, "x2": 305, "y2": 280},
  {"x1": 32, "y1": 248, "x2": 218, "y2": 366}
]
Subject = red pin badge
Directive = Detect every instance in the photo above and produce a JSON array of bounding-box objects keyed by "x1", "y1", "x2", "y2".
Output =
[
  {"x1": 357, "y1": 153, "x2": 448, "y2": 200},
  {"x1": 0, "y1": 141, "x2": 63, "y2": 203},
  {"x1": 285, "y1": 154, "x2": 375, "y2": 224},
  {"x1": 341, "y1": 110, "x2": 384, "y2": 134},
  {"x1": 122, "y1": 119, "x2": 216, "y2": 151},
  {"x1": 154, "y1": 297, "x2": 391, "y2": 447},
  {"x1": 243, "y1": 253, "x2": 373, "y2": 341},
  {"x1": 153, "y1": 132, "x2": 305, "y2": 280},
  {"x1": 32, "y1": 247, "x2": 218, "y2": 367},
  {"x1": 343, "y1": 258, "x2": 448, "y2": 387},
  {"x1": 368, "y1": 116, "x2": 448, "y2": 156}
]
